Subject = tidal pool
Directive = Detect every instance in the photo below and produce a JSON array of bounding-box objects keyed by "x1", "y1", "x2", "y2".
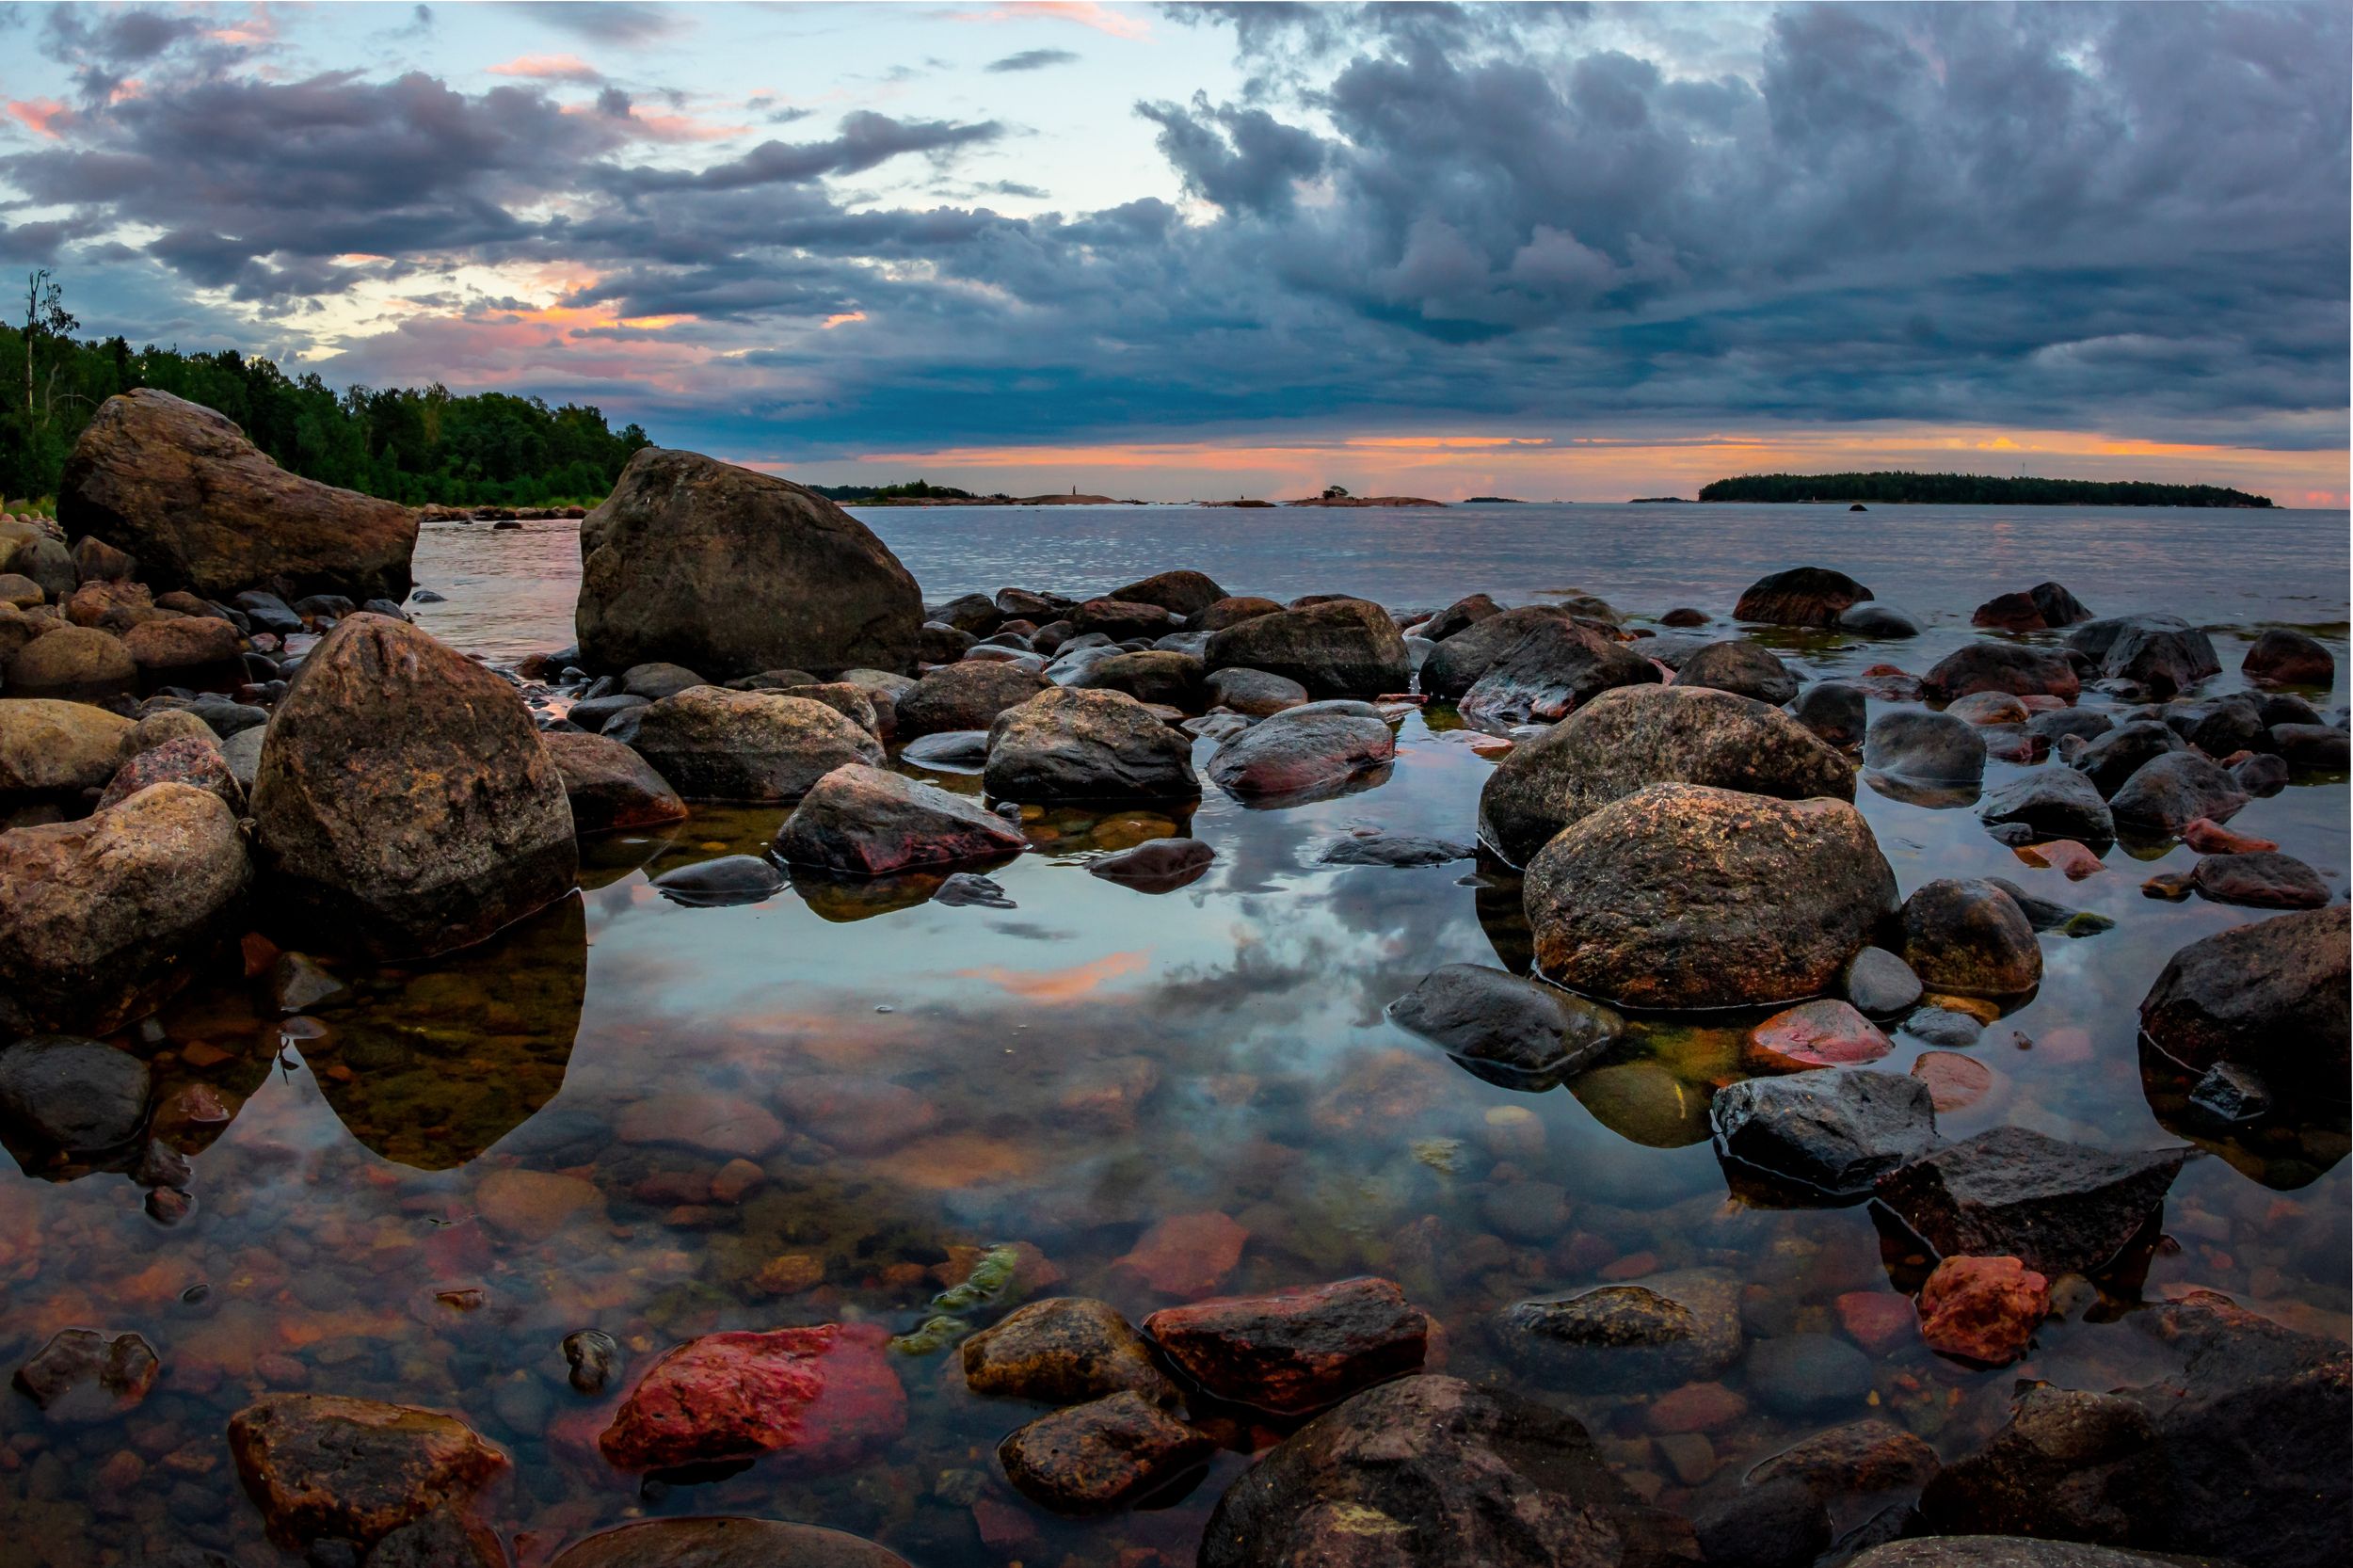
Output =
[{"x1": 3, "y1": 505, "x2": 2347, "y2": 1566}]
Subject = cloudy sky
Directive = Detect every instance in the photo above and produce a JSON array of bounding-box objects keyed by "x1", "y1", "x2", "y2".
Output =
[{"x1": 3, "y1": 1, "x2": 2346, "y2": 503}]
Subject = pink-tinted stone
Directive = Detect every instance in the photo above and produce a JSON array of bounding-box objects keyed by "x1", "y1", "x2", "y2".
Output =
[
  {"x1": 615, "y1": 1093, "x2": 784, "y2": 1160},
  {"x1": 2011, "y1": 840, "x2": 2105, "y2": 880},
  {"x1": 1143, "y1": 1277, "x2": 1427, "y2": 1416},
  {"x1": 1745, "y1": 1000, "x2": 1892, "y2": 1070},
  {"x1": 1644, "y1": 1381, "x2": 1748, "y2": 1434},
  {"x1": 2180, "y1": 818, "x2": 2276, "y2": 855},
  {"x1": 1916, "y1": 1256, "x2": 2049, "y2": 1367},
  {"x1": 598, "y1": 1323, "x2": 905, "y2": 1471},
  {"x1": 775, "y1": 1078, "x2": 938, "y2": 1156},
  {"x1": 1835, "y1": 1291, "x2": 1917, "y2": 1355},
  {"x1": 1911, "y1": 1050, "x2": 1994, "y2": 1112},
  {"x1": 1112, "y1": 1212, "x2": 1248, "y2": 1300}
]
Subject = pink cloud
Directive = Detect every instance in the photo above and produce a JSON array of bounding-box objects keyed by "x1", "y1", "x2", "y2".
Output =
[
  {"x1": 5, "y1": 99, "x2": 72, "y2": 140},
  {"x1": 944, "y1": 2, "x2": 1149, "y2": 40},
  {"x1": 488, "y1": 53, "x2": 602, "y2": 83}
]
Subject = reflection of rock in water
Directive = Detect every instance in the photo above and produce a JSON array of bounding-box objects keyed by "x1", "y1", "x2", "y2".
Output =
[
  {"x1": 299, "y1": 892, "x2": 586, "y2": 1169},
  {"x1": 790, "y1": 864, "x2": 952, "y2": 922},
  {"x1": 2137, "y1": 1034, "x2": 2348, "y2": 1192},
  {"x1": 578, "y1": 826, "x2": 678, "y2": 890},
  {"x1": 1470, "y1": 856, "x2": 1533, "y2": 975},
  {"x1": 1562, "y1": 1026, "x2": 1739, "y2": 1149}
]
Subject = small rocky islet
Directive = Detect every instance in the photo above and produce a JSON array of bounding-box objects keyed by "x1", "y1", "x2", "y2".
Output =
[{"x1": 0, "y1": 389, "x2": 2345, "y2": 1568}]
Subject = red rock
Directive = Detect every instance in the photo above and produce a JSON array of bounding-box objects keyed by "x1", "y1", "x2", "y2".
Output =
[
  {"x1": 1143, "y1": 1277, "x2": 1427, "y2": 1416},
  {"x1": 597, "y1": 1322, "x2": 904, "y2": 1471},
  {"x1": 11, "y1": 1329, "x2": 158, "y2": 1421},
  {"x1": 1112, "y1": 1212, "x2": 1248, "y2": 1300},
  {"x1": 1745, "y1": 999, "x2": 1892, "y2": 1069},
  {"x1": 971, "y1": 1495, "x2": 1038, "y2": 1552},
  {"x1": 710, "y1": 1159, "x2": 765, "y2": 1204},
  {"x1": 2181, "y1": 818, "x2": 2277, "y2": 855},
  {"x1": 1644, "y1": 1381, "x2": 1748, "y2": 1434},
  {"x1": 2011, "y1": 840, "x2": 2106, "y2": 879},
  {"x1": 1916, "y1": 1255, "x2": 2049, "y2": 1366},
  {"x1": 1911, "y1": 1050, "x2": 1994, "y2": 1112},
  {"x1": 1599, "y1": 1250, "x2": 1661, "y2": 1281},
  {"x1": 1836, "y1": 1291, "x2": 1917, "y2": 1355}
]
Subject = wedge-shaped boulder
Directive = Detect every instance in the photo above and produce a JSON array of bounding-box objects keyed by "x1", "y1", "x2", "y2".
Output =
[
  {"x1": 1479, "y1": 684, "x2": 1852, "y2": 866},
  {"x1": 1712, "y1": 1070, "x2": 1938, "y2": 1197},
  {"x1": 540, "y1": 729, "x2": 686, "y2": 834},
  {"x1": 576, "y1": 447, "x2": 922, "y2": 679},
  {"x1": 776, "y1": 762, "x2": 1026, "y2": 875},
  {"x1": 61, "y1": 390, "x2": 417, "y2": 602},
  {"x1": 1524, "y1": 783, "x2": 1897, "y2": 1010},
  {"x1": 0, "y1": 782, "x2": 248, "y2": 1036}
]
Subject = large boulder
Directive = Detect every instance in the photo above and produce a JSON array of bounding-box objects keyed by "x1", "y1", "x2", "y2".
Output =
[
  {"x1": 1920, "y1": 1293, "x2": 2347, "y2": 1568},
  {"x1": 2069, "y1": 615, "x2": 2220, "y2": 696},
  {"x1": 1971, "y1": 582, "x2": 2096, "y2": 632},
  {"x1": 1419, "y1": 604, "x2": 1575, "y2": 697},
  {"x1": 893, "y1": 662, "x2": 1050, "y2": 736},
  {"x1": 546, "y1": 1518, "x2": 914, "y2": 1568},
  {"x1": 1863, "y1": 708, "x2": 1987, "y2": 787},
  {"x1": 0, "y1": 697, "x2": 133, "y2": 804},
  {"x1": 1208, "y1": 704, "x2": 1395, "y2": 800},
  {"x1": 227, "y1": 1395, "x2": 507, "y2": 1551},
  {"x1": 576, "y1": 448, "x2": 922, "y2": 679},
  {"x1": 2241, "y1": 629, "x2": 2334, "y2": 687},
  {"x1": 628, "y1": 686, "x2": 883, "y2": 803},
  {"x1": 2138, "y1": 904, "x2": 2347, "y2": 1092},
  {"x1": 1712, "y1": 1071, "x2": 1938, "y2": 1197},
  {"x1": 60, "y1": 390, "x2": 417, "y2": 602},
  {"x1": 7, "y1": 623, "x2": 137, "y2": 700},
  {"x1": 1921, "y1": 642, "x2": 2081, "y2": 703},
  {"x1": 1203, "y1": 599, "x2": 1408, "y2": 696},
  {"x1": 540, "y1": 730, "x2": 687, "y2": 834},
  {"x1": 775, "y1": 762, "x2": 1027, "y2": 875},
  {"x1": 1977, "y1": 768, "x2": 2114, "y2": 849},
  {"x1": 251, "y1": 614, "x2": 576, "y2": 958},
  {"x1": 1899, "y1": 879, "x2": 2043, "y2": 998},
  {"x1": 2108, "y1": 751, "x2": 2249, "y2": 834},
  {"x1": 1735, "y1": 568, "x2": 1872, "y2": 627},
  {"x1": 1458, "y1": 616, "x2": 1658, "y2": 727},
  {"x1": 598, "y1": 1324, "x2": 904, "y2": 1472},
  {"x1": 1477, "y1": 684, "x2": 1852, "y2": 867},
  {"x1": 1197, "y1": 1373, "x2": 1698, "y2": 1568},
  {"x1": 1109, "y1": 568, "x2": 1226, "y2": 619},
  {"x1": 1674, "y1": 640, "x2": 1799, "y2": 704},
  {"x1": 984, "y1": 687, "x2": 1198, "y2": 801},
  {"x1": 1524, "y1": 784, "x2": 1897, "y2": 1010},
  {"x1": 0, "y1": 783, "x2": 248, "y2": 1037},
  {"x1": 1872, "y1": 1127, "x2": 2185, "y2": 1276}
]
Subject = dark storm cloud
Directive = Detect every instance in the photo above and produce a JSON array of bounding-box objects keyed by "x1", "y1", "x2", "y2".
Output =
[
  {"x1": 3, "y1": 2, "x2": 2344, "y2": 456},
  {"x1": 986, "y1": 48, "x2": 1080, "y2": 73}
]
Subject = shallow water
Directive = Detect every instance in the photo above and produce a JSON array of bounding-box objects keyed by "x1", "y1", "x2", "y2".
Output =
[{"x1": 5, "y1": 504, "x2": 2348, "y2": 1566}]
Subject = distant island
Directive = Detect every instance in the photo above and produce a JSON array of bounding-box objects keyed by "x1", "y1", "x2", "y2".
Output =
[
  {"x1": 1629, "y1": 496, "x2": 1693, "y2": 504},
  {"x1": 813, "y1": 481, "x2": 1131, "y2": 505},
  {"x1": 1697, "y1": 471, "x2": 2275, "y2": 507},
  {"x1": 1462, "y1": 495, "x2": 1524, "y2": 504}
]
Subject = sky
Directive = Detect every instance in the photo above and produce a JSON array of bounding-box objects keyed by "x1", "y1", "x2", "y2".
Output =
[{"x1": 2, "y1": 1, "x2": 2346, "y2": 504}]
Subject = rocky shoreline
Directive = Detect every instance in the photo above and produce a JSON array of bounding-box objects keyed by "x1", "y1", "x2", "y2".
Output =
[{"x1": 0, "y1": 392, "x2": 2346, "y2": 1568}]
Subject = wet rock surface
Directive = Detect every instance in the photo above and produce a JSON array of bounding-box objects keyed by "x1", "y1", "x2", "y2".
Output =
[
  {"x1": 776, "y1": 762, "x2": 1027, "y2": 876},
  {"x1": 997, "y1": 1390, "x2": 1212, "y2": 1514},
  {"x1": 1873, "y1": 1127, "x2": 2186, "y2": 1276},
  {"x1": 542, "y1": 728, "x2": 687, "y2": 833},
  {"x1": 226, "y1": 1394, "x2": 508, "y2": 1549},
  {"x1": 1208, "y1": 705, "x2": 1395, "y2": 799},
  {"x1": 1712, "y1": 1070, "x2": 1937, "y2": 1196},
  {"x1": 1386, "y1": 963, "x2": 1622, "y2": 1082},
  {"x1": 895, "y1": 662, "x2": 1052, "y2": 736},
  {"x1": 984, "y1": 686, "x2": 1199, "y2": 801},
  {"x1": 1458, "y1": 615, "x2": 1659, "y2": 727},
  {"x1": 1864, "y1": 709, "x2": 1988, "y2": 786},
  {"x1": 1144, "y1": 1276, "x2": 1428, "y2": 1416},
  {"x1": 1899, "y1": 878, "x2": 2043, "y2": 998},
  {"x1": 1736, "y1": 568, "x2": 1873, "y2": 627},
  {"x1": 2137, "y1": 904, "x2": 2347, "y2": 1089},
  {"x1": 1198, "y1": 1373, "x2": 1698, "y2": 1568},
  {"x1": 962, "y1": 1298, "x2": 1177, "y2": 1406},
  {"x1": 598, "y1": 1323, "x2": 905, "y2": 1472},
  {"x1": 1202, "y1": 598, "x2": 1409, "y2": 696},
  {"x1": 545, "y1": 1517, "x2": 916, "y2": 1568},
  {"x1": 628, "y1": 686, "x2": 885, "y2": 803}
]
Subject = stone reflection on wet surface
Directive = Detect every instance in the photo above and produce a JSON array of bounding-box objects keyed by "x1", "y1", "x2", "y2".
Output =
[{"x1": 3, "y1": 616, "x2": 2349, "y2": 1566}]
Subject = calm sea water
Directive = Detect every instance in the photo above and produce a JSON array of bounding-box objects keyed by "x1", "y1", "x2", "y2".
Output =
[{"x1": 5, "y1": 503, "x2": 2345, "y2": 1566}]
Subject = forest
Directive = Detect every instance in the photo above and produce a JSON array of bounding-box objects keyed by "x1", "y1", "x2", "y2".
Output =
[
  {"x1": 1698, "y1": 471, "x2": 2276, "y2": 507},
  {"x1": 4, "y1": 273, "x2": 650, "y2": 507}
]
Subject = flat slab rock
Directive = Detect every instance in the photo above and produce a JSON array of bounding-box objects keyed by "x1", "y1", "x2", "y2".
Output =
[
  {"x1": 996, "y1": 1389, "x2": 1213, "y2": 1514},
  {"x1": 227, "y1": 1394, "x2": 509, "y2": 1549},
  {"x1": 1872, "y1": 1126, "x2": 2185, "y2": 1277},
  {"x1": 1712, "y1": 1069, "x2": 1937, "y2": 1197},
  {"x1": 598, "y1": 1323, "x2": 905, "y2": 1472},
  {"x1": 1143, "y1": 1276, "x2": 1429, "y2": 1416}
]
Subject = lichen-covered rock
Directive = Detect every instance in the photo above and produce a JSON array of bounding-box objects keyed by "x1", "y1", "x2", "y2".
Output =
[
  {"x1": 227, "y1": 1394, "x2": 508, "y2": 1550},
  {"x1": 1899, "y1": 879, "x2": 2043, "y2": 998},
  {"x1": 1198, "y1": 1373, "x2": 1699, "y2": 1568},
  {"x1": 962, "y1": 1297, "x2": 1177, "y2": 1406},
  {"x1": 1524, "y1": 783, "x2": 1897, "y2": 1009},
  {"x1": 775, "y1": 762, "x2": 1026, "y2": 875},
  {"x1": 628, "y1": 685, "x2": 883, "y2": 803},
  {"x1": 1203, "y1": 599, "x2": 1409, "y2": 696},
  {"x1": 1478, "y1": 684, "x2": 1852, "y2": 866},
  {"x1": 62, "y1": 390, "x2": 417, "y2": 602},
  {"x1": 576, "y1": 447, "x2": 922, "y2": 679},
  {"x1": 251, "y1": 614, "x2": 575, "y2": 957},
  {"x1": 0, "y1": 783, "x2": 248, "y2": 1036},
  {"x1": 984, "y1": 687, "x2": 1198, "y2": 801}
]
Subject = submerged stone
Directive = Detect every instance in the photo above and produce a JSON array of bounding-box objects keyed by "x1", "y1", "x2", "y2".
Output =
[{"x1": 598, "y1": 1323, "x2": 905, "y2": 1472}]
